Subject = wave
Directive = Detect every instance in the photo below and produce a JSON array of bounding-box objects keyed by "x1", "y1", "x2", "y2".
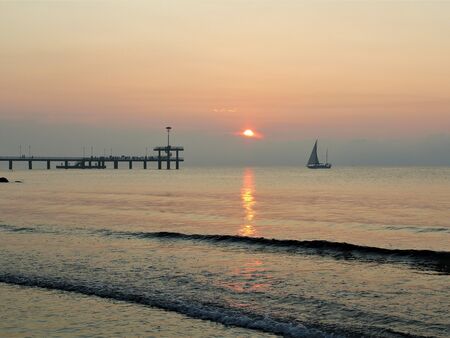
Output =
[
  {"x1": 0, "y1": 224, "x2": 37, "y2": 233},
  {"x1": 104, "y1": 230, "x2": 450, "y2": 274},
  {"x1": 2, "y1": 224, "x2": 449, "y2": 273},
  {"x1": 384, "y1": 225, "x2": 450, "y2": 234},
  {"x1": 0, "y1": 273, "x2": 333, "y2": 338},
  {"x1": 0, "y1": 224, "x2": 59, "y2": 234}
]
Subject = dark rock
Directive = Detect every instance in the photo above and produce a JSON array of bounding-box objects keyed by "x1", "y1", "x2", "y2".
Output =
[
  {"x1": 15, "y1": 180, "x2": 23, "y2": 183},
  {"x1": 0, "y1": 177, "x2": 9, "y2": 183}
]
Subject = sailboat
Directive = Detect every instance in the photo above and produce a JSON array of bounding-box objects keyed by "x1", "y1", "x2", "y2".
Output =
[{"x1": 306, "y1": 140, "x2": 332, "y2": 169}]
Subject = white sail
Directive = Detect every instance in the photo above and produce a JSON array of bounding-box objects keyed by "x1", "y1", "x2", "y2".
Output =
[{"x1": 307, "y1": 140, "x2": 319, "y2": 166}]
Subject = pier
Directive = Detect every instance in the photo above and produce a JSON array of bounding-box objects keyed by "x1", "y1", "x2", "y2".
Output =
[
  {"x1": 0, "y1": 149, "x2": 183, "y2": 170},
  {"x1": 0, "y1": 127, "x2": 184, "y2": 170}
]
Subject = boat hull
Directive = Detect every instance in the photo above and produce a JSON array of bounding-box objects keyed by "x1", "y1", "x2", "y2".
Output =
[{"x1": 307, "y1": 164, "x2": 332, "y2": 169}]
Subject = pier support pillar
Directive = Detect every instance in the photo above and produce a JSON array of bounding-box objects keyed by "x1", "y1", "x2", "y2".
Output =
[
  {"x1": 9, "y1": 160, "x2": 13, "y2": 170},
  {"x1": 47, "y1": 160, "x2": 51, "y2": 170},
  {"x1": 114, "y1": 161, "x2": 118, "y2": 169},
  {"x1": 176, "y1": 150, "x2": 179, "y2": 170},
  {"x1": 129, "y1": 161, "x2": 132, "y2": 169},
  {"x1": 28, "y1": 161, "x2": 32, "y2": 170},
  {"x1": 65, "y1": 161, "x2": 68, "y2": 169},
  {"x1": 143, "y1": 161, "x2": 147, "y2": 169},
  {"x1": 81, "y1": 161, "x2": 86, "y2": 169},
  {"x1": 158, "y1": 150, "x2": 162, "y2": 170}
]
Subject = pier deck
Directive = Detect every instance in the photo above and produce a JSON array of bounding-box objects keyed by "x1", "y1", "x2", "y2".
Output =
[{"x1": 0, "y1": 146, "x2": 184, "y2": 170}]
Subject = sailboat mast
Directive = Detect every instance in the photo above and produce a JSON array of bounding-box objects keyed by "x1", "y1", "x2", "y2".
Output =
[{"x1": 326, "y1": 148, "x2": 328, "y2": 163}]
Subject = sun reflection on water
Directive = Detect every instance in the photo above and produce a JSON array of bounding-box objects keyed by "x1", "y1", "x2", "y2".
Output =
[
  {"x1": 239, "y1": 168, "x2": 257, "y2": 237},
  {"x1": 217, "y1": 259, "x2": 273, "y2": 296}
]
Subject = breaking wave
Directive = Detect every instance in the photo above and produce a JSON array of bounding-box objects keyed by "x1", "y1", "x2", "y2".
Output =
[
  {"x1": 104, "y1": 230, "x2": 450, "y2": 274},
  {"x1": 1, "y1": 224, "x2": 449, "y2": 273},
  {"x1": 0, "y1": 273, "x2": 333, "y2": 338}
]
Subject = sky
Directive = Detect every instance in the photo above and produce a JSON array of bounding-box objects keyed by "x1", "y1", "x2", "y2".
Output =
[{"x1": 1, "y1": 1, "x2": 449, "y2": 166}]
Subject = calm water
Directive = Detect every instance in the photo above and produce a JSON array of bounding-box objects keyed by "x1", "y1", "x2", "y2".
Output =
[{"x1": 0, "y1": 167, "x2": 449, "y2": 337}]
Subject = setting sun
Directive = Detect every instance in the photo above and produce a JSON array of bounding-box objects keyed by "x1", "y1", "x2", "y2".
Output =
[
  {"x1": 238, "y1": 128, "x2": 263, "y2": 139},
  {"x1": 243, "y1": 129, "x2": 255, "y2": 137}
]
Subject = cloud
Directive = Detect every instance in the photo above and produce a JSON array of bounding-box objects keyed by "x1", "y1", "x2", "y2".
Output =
[{"x1": 212, "y1": 107, "x2": 237, "y2": 114}]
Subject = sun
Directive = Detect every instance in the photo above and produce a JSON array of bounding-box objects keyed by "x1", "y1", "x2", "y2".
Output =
[
  {"x1": 236, "y1": 128, "x2": 263, "y2": 139},
  {"x1": 243, "y1": 129, "x2": 255, "y2": 137}
]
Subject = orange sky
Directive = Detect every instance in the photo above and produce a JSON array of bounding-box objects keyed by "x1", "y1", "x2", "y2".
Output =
[{"x1": 1, "y1": 1, "x2": 449, "y2": 138}]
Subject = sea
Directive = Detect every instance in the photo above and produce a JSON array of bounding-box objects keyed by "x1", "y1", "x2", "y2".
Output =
[{"x1": 0, "y1": 166, "x2": 449, "y2": 337}]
